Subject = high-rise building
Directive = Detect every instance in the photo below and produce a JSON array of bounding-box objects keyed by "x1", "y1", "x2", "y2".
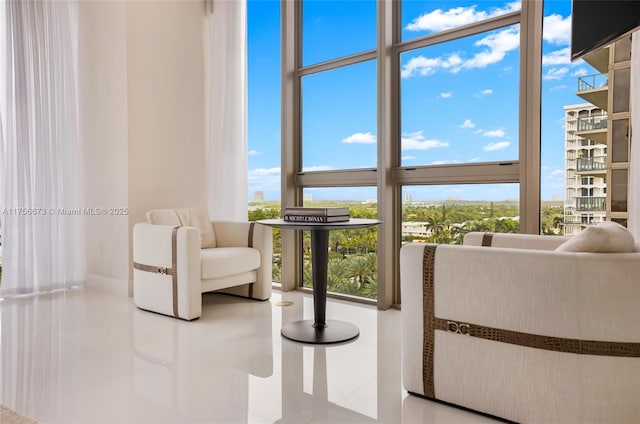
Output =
[
  {"x1": 563, "y1": 103, "x2": 607, "y2": 236},
  {"x1": 253, "y1": 191, "x2": 264, "y2": 202},
  {"x1": 564, "y1": 35, "x2": 633, "y2": 235}
]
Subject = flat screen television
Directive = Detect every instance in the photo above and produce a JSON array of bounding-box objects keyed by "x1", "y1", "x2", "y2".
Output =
[{"x1": 571, "y1": 0, "x2": 640, "y2": 61}]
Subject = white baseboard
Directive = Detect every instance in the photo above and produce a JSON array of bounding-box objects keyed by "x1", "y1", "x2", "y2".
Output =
[{"x1": 85, "y1": 273, "x2": 131, "y2": 297}]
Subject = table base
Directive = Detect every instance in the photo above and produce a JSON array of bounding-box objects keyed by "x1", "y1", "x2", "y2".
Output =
[{"x1": 281, "y1": 320, "x2": 359, "y2": 344}]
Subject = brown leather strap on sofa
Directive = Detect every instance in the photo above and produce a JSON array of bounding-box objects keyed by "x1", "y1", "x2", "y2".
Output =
[
  {"x1": 481, "y1": 232, "x2": 494, "y2": 247},
  {"x1": 134, "y1": 226, "x2": 180, "y2": 318},
  {"x1": 421, "y1": 244, "x2": 640, "y2": 397},
  {"x1": 247, "y1": 222, "x2": 256, "y2": 298}
]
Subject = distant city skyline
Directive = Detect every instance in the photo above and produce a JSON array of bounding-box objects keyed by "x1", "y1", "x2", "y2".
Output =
[{"x1": 247, "y1": 0, "x2": 592, "y2": 202}]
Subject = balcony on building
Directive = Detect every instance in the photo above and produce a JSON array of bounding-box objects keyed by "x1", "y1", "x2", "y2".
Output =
[
  {"x1": 576, "y1": 155, "x2": 607, "y2": 176},
  {"x1": 575, "y1": 196, "x2": 606, "y2": 211},
  {"x1": 575, "y1": 115, "x2": 608, "y2": 144},
  {"x1": 576, "y1": 73, "x2": 608, "y2": 110},
  {"x1": 581, "y1": 46, "x2": 610, "y2": 74}
]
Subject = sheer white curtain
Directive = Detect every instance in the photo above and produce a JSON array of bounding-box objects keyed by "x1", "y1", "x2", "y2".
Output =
[
  {"x1": 0, "y1": 0, "x2": 84, "y2": 296},
  {"x1": 204, "y1": 0, "x2": 248, "y2": 221},
  {"x1": 629, "y1": 31, "x2": 640, "y2": 241}
]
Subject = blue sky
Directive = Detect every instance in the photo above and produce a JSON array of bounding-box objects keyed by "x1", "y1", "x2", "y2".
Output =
[{"x1": 247, "y1": 0, "x2": 594, "y2": 202}]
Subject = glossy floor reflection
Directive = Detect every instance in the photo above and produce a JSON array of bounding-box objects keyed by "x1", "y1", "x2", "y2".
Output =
[{"x1": 0, "y1": 288, "x2": 499, "y2": 423}]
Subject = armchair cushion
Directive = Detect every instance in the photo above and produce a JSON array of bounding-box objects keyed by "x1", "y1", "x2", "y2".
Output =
[
  {"x1": 201, "y1": 247, "x2": 260, "y2": 280},
  {"x1": 555, "y1": 221, "x2": 635, "y2": 253},
  {"x1": 147, "y1": 208, "x2": 216, "y2": 248}
]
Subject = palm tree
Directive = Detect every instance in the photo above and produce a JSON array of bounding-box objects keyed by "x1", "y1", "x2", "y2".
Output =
[
  {"x1": 327, "y1": 258, "x2": 351, "y2": 293},
  {"x1": 425, "y1": 215, "x2": 445, "y2": 238},
  {"x1": 449, "y1": 223, "x2": 469, "y2": 244},
  {"x1": 347, "y1": 253, "x2": 376, "y2": 288},
  {"x1": 360, "y1": 275, "x2": 377, "y2": 299},
  {"x1": 470, "y1": 220, "x2": 492, "y2": 232}
]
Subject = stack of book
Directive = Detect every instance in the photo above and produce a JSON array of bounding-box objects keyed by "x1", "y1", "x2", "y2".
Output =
[{"x1": 283, "y1": 207, "x2": 350, "y2": 223}]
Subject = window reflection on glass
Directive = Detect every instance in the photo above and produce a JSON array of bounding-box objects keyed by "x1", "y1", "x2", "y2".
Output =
[
  {"x1": 401, "y1": 184, "x2": 524, "y2": 245},
  {"x1": 302, "y1": 60, "x2": 377, "y2": 171},
  {"x1": 302, "y1": 0, "x2": 376, "y2": 66},
  {"x1": 611, "y1": 169, "x2": 628, "y2": 213},
  {"x1": 401, "y1": 1, "x2": 521, "y2": 42},
  {"x1": 300, "y1": 187, "x2": 378, "y2": 300},
  {"x1": 400, "y1": 24, "x2": 520, "y2": 167}
]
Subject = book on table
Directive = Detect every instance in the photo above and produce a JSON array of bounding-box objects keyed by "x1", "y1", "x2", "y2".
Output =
[
  {"x1": 284, "y1": 214, "x2": 350, "y2": 223},
  {"x1": 283, "y1": 206, "x2": 349, "y2": 216}
]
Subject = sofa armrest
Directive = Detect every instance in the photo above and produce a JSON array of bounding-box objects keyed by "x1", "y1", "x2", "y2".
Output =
[
  {"x1": 400, "y1": 244, "x2": 640, "y2": 408},
  {"x1": 133, "y1": 223, "x2": 202, "y2": 320},
  {"x1": 463, "y1": 231, "x2": 569, "y2": 250}
]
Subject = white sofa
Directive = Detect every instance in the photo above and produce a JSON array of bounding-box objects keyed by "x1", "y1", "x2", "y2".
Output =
[
  {"x1": 401, "y1": 231, "x2": 640, "y2": 423},
  {"x1": 133, "y1": 208, "x2": 273, "y2": 320}
]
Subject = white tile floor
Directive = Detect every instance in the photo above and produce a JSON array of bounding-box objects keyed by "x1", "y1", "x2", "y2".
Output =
[{"x1": 0, "y1": 288, "x2": 499, "y2": 423}]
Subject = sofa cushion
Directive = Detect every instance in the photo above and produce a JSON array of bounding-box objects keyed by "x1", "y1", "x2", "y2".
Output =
[
  {"x1": 147, "y1": 208, "x2": 216, "y2": 248},
  {"x1": 201, "y1": 247, "x2": 260, "y2": 280},
  {"x1": 555, "y1": 221, "x2": 636, "y2": 253}
]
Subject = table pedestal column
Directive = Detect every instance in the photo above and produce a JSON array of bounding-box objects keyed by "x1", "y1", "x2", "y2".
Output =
[{"x1": 280, "y1": 229, "x2": 359, "y2": 344}]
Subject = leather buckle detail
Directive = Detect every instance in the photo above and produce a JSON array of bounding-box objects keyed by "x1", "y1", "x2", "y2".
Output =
[{"x1": 447, "y1": 320, "x2": 470, "y2": 335}]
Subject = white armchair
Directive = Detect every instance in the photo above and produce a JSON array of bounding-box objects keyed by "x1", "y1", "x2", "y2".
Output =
[{"x1": 133, "y1": 208, "x2": 273, "y2": 320}]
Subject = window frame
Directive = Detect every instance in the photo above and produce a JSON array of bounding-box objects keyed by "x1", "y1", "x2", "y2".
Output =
[{"x1": 281, "y1": 0, "x2": 543, "y2": 309}]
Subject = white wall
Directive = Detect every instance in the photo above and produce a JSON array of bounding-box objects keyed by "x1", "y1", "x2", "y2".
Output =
[
  {"x1": 78, "y1": 1, "x2": 130, "y2": 291},
  {"x1": 79, "y1": 0, "x2": 207, "y2": 295}
]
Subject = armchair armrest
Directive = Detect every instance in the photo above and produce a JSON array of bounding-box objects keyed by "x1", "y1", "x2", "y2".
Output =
[
  {"x1": 212, "y1": 221, "x2": 273, "y2": 300},
  {"x1": 133, "y1": 223, "x2": 202, "y2": 320}
]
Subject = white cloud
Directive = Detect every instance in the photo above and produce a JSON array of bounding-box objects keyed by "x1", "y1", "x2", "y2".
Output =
[
  {"x1": 401, "y1": 131, "x2": 450, "y2": 151},
  {"x1": 483, "y1": 128, "x2": 506, "y2": 138},
  {"x1": 405, "y1": 2, "x2": 521, "y2": 33},
  {"x1": 550, "y1": 169, "x2": 564, "y2": 176},
  {"x1": 469, "y1": 157, "x2": 481, "y2": 162},
  {"x1": 473, "y1": 129, "x2": 484, "y2": 134},
  {"x1": 571, "y1": 68, "x2": 588, "y2": 77},
  {"x1": 550, "y1": 84, "x2": 567, "y2": 91},
  {"x1": 440, "y1": 91, "x2": 452, "y2": 98},
  {"x1": 463, "y1": 26, "x2": 520, "y2": 70},
  {"x1": 431, "y1": 160, "x2": 455, "y2": 165},
  {"x1": 401, "y1": 54, "x2": 463, "y2": 78},
  {"x1": 401, "y1": 25, "x2": 519, "y2": 78},
  {"x1": 543, "y1": 67, "x2": 569, "y2": 80},
  {"x1": 543, "y1": 14, "x2": 571, "y2": 46},
  {"x1": 460, "y1": 119, "x2": 475, "y2": 129},
  {"x1": 542, "y1": 47, "x2": 570, "y2": 66},
  {"x1": 402, "y1": 155, "x2": 417, "y2": 160},
  {"x1": 484, "y1": 141, "x2": 510, "y2": 151},
  {"x1": 248, "y1": 167, "x2": 281, "y2": 191},
  {"x1": 248, "y1": 150, "x2": 260, "y2": 156},
  {"x1": 342, "y1": 131, "x2": 376, "y2": 144},
  {"x1": 478, "y1": 89, "x2": 493, "y2": 96}
]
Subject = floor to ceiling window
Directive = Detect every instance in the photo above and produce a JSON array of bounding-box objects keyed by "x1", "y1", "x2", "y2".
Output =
[
  {"x1": 279, "y1": 0, "x2": 544, "y2": 308},
  {"x1": 291, "y1": 1, "x2": 379, "y2": 301},
  {"x1": 247, "y1": 0, "x2": 281, "y2": 281}
]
